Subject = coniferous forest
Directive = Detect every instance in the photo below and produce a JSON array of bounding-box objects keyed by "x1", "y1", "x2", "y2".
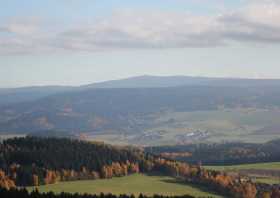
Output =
[{"x1": 0, "y1": 137, "x2": 279, "y2": 198}]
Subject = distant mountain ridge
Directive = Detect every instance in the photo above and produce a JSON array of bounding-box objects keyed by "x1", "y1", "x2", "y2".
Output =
[
  {"x1": 1, "y1": 75, "x2": 280, "y2": 143},
  {"x1": 3, "y1": 75, "x2": 280, "y2": 106},
  {"x1": 84, "y1": 75, "x2": 213, "y2": 89},
  {"x1": 85, "y1": 75, "x2": 280, "y2": 89},
  {"x1": 1, "y1": 84, "x2": 280, "y2": 134}
]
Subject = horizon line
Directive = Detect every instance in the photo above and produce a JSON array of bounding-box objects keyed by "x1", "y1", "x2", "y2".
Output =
[{"x1": 2, "y1": 74, "x2": 280, "y2": 89}]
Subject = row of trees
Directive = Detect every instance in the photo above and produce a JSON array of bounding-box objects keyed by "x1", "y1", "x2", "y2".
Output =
[
  {"x1": 0, "y1": 188, "x2": 196, "y2": 198},
  {"x1": 145, "y1": 157, "x2": 257, "y2": 198},
  {"x1": 143, "y1": 156, "x2": 280, "y2": 198}
]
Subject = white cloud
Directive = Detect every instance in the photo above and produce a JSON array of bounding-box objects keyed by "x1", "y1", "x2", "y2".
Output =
[
  {"x1": 56, "y1": 10, "x2": 224, "y2": 51},
  {"x1": 1, "y1": 1, "x2": 280, "y2": 55},
  {"x1": 220, "y1": 0, "x2": 280, "y2": 43}
]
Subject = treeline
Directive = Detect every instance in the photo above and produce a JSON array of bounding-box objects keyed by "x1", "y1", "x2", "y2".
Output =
[
  {"x1": 0, "y1": 188, "x2": 197, "y2": 198},
  {"x1": 145, "y1": 139, "x2": 280, "y2": 165},
  {"x1": 0, "y1": 137, "x2": 279, "y2": 197},
  {"x1": 140, "y1": 157, "x2": 260, "y2": 198},
  {"x1": 142, "y1": 157, "x2": 280, "y2": 197}
]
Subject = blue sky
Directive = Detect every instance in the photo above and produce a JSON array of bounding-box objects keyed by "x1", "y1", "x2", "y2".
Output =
[
  {"x1": 0, "y1": 0, "x2": 245, "y2": 17},
  {"x1": 1, "y1": 0, "x2": 280, "y2": 87}
]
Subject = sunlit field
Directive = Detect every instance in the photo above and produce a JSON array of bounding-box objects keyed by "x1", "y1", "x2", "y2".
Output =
[{"x1": 28, "y1": 174, "x2": 223, "y2": 198}]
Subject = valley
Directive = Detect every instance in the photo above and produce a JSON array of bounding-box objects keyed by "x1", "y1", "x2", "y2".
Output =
[{"x1": 85, "y1": 108, "x2": 280, "y2": 145}]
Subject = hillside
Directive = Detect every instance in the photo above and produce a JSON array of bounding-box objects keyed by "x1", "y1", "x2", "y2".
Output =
[
  {"x1": 1, "y1": 76, "x2": 280, "y2": 144},
  {"x1": 0, "y1": 137, "x2": 143, "y2": 186}
]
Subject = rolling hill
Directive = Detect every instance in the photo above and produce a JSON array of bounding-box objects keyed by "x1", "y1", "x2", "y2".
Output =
[
  {"x1": 0, "y1": 86, "x2": 74, "y2": 106},
  {"x1": 1, "y1": 76, "x2": 280, "y2": 145},
  {"x1": 2, "y1": 75, "x2": 280, "y2": 106}
]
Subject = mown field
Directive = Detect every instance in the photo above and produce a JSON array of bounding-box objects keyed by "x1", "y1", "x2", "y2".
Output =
[{"x1": 28, "y1": 174, "x2": 223, "y2": 198}]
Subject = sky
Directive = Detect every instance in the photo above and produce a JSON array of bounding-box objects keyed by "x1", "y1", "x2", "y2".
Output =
[{"x1": 1, "y1": 0, "x2": 280, "y2": 88}]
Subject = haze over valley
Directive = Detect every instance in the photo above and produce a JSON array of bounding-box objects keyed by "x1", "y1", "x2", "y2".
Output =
[{"x1": 1, "y1": 75, "x2": 280, "y2": 145}]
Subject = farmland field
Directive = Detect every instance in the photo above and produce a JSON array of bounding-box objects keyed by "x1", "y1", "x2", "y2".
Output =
[
  {"x1": 255, "y1": 177, "x2": 280, "y2": 185},
  {"x1": 28, "y1": 174, "x2": 223, "y2": 197},
  {"x1": 87, "y1": 109, "x2": 280, "y2": 146},
  {"x1": 205, "y1": 162, "x2": 280, "y2": 171}
]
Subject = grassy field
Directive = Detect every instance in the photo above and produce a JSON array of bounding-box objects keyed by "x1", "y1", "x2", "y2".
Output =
[
  {"x1": 205, "y1": 162, "x2": 280, "y2": 171},
  {"x1": 28, "y1": 174, "x2": 223, "y2": 197},
  {"x1": 255, "y1": 177, "x2": 280, "y2": 185}
]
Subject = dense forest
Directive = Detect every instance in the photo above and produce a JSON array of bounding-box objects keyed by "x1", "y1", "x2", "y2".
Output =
[
  {"x1": 0, "y1": 137, "x2": 279, "y2": 198},
  {"x1": 146, "y1": 139, "x2": 280, "y2": 165}
]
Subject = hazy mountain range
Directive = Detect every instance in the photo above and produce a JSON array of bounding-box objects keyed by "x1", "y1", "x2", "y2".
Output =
[
  {"x1": 2, "y1": 75, "x2": 280, "y2": 106},
  {"x1": 1, "y1": 75, "x2": 280, "y2": 145}
]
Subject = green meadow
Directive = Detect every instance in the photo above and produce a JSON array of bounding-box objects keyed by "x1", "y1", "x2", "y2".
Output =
[{"x1": 28, "y1": 174, "x2": 223, "y2": 198}]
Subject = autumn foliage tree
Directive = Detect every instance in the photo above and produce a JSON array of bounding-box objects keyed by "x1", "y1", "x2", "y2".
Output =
[{"x1": 0, "y1": 170, "x2": 15, "y2": 190}]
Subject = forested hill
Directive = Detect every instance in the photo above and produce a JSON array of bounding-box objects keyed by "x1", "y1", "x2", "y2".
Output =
[
  {"x1": 0, "y1": 137, "x2": 142, "y2": 171},
  {"x1": 0, "y1": 137, "x2": 278, "y2": 197},
  {"x1": 1, "y1": 85, "x2": 280, "y2": 135},
  {"x1": 0, "y1": 137, "x2": 143, "y2": 186}
]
